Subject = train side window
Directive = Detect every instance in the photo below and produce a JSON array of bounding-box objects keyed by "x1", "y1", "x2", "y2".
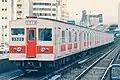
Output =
[
  {"x1": 87, "y1": 33, "x2": 89, "y2": 41},
  {"x1": 69, "y1": 31, "x2": 72, "y2": 42},
  {"x1": 75, "y1": 32, "x2": 77, "y2": 42},
  {"x1": 79, "y1": 32, "x2": 81, "y2": 41},
  {"x1": 11, "y1": 28, "x2": 24, "y2": 35},
  {"x1": 62, "y1": 30, "x2": 65, "y2": 43},
  {"x1": 84, "y1": 32, "x2": 86, "y2": 41},
  {"x1": 38, "y1": 28, "x2": 52, "y2": 41}
]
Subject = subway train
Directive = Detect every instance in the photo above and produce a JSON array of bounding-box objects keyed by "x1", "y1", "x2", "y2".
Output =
[{"x1": 9, "y1": 16, "x2": 114, "y2": 72}]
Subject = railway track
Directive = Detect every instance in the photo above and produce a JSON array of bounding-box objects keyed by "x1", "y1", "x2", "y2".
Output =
[
  {"x1": 8, "y1": 43, "x2": 116, "y2": 80},
  {"x1": 74, "y1": 44, "x2": 120, "y2": 80}
]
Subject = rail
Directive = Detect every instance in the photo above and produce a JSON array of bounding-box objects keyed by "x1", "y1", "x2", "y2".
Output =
[
  {"x1": 100, "y1": 50, "x2": 120, "y2": 80},
  {"x1": 74, "y1": 45, "x2": 117, "y2": 80}
]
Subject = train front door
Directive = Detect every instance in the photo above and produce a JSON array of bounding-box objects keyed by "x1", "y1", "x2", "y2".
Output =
[{"x1": 26, "y1": 28, "x2": 36, "y2": 57}]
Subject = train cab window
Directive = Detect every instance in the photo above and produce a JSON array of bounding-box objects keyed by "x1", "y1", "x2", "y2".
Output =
[
  {"x1": 11, "y1": 28, "x2": 24, "y2": 35},
  {"x1": 28, "y1": 30, "x2": 34, "y2": 40},
  {"x1": 69, "y1": 31, "x2": 72, "y2": 42},
  {"x1": 62, "y1": 31, "x2": 65, "y2": 43},
  {"x1": 38, "y1": 28, "x2": 52, "y2": 41}
]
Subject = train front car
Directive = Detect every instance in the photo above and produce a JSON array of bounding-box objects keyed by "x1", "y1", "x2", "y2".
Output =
[{"x1": 9, "y1": 18, "x2": 55, "y2": 72}]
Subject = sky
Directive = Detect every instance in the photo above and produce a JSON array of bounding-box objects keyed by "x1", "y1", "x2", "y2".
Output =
[{"x1": 67, "y1": 0, "x2": 120, "y2": 24}]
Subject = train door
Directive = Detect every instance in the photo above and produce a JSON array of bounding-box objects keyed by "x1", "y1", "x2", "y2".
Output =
[{"x1": 26, "y1": 28, "x2": 36, "y2": 57}]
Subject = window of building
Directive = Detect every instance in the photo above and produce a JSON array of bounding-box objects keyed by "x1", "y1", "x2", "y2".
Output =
[
  {"x1": 33, "y1": 3, "x2": 51, "y2": 6},
  {"x1": 5, "y1": 34, "x2": 7, "y2": 37},
  {"x1": 5, "y1": 17, "x2": 7, "y2": 19},
  {"x1": 2, "y1": 26, "x2": 4, "y2": 28},
  {"x1": 62, "y1": 31, "x2": 65, "y2": 43},
  {"x1": 38, "y1": 28, "x2": 52, "y2": 41},
  {"x1": 2, "y1": 0, "x2": 7, "y2": 2},
  {"x1": 17, "y1": 0, "x2": 21, "y2": 2},
  {"x1": 52, "y1": 3, "x2": 56, "y2": 6},
  {"x1": 33, "y1": 8, "x2": 51, "y2": 11},
  {"x1": 11, "y1": 28, "x2": 24, "y2": 35},
  {"x1": 52, "y1": 8, "x2": 56, "y2": 11},
  {"x1": 5, "y1": 25, "x2": 7, "y2": 28},
  {"x1": 17, "y1": 4, "x2": 22, "y2": 8},
  {"x1": 52, "y1": 14, "x2": 56, "y2": 16},
  {"x1": 17, "y1": 18, "x2": 22, "y2": 19},
  {"x1": 2, "y1": 8, "x2": 7, "y2": 11},
  {"x1": 69, "y1": 31, "x2": 72, "y2": 42},
  {"x1": 2, "y1": 17, "x2": 7, "y2": 19},
  {"x1": 17, "y1": 11, "x2": 22, "y2": 14},
  {"x1": 2, "y1": 17, "x2": 4, "y2": 19},
  {"x1": 2, "y1": 8, "x2": 4, "y2": 11}
]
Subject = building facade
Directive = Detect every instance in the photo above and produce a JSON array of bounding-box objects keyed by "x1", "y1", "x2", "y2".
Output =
[
  {"x1": 11, "y1": 0, "x2": 69, "y2": 20},
  {"x1": 11, "y1": 0, "x2": 30, "y2": 20},
  {"x1": 58, "y1": 0, "x2": 69, "y2": 21},
  {"x1": 11, "y1": 0, "x2": 58, "y2": 20},
  {"x1": 0, "y1": 0, "x2": 11, "y2": 50},
  {"x1": 32, "y1": 0, "x2": 57, "y2": 19}
]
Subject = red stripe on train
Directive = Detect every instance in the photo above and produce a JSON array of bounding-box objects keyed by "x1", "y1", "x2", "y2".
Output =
[
  {"x1": 84, "y1": 42, "x2": 87, "y2": 47},
  {"x1": 74, "y1": 43, "x2": 78, "y2": 48},
  {"x1": 37, "y1": 46, "x2": 53, "y2": 54},
  {"x1": 68, "y1": 44, "x2": 72, "y2": 50},
  {"x1": 61, "y1": 44, "x2": 66, "y2": 51},
  {"x1": 9, "y1": 46, "x2": 25, "y2": 53}
]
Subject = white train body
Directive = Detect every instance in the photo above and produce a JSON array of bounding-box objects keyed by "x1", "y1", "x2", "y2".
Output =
[{"x1": 9, "y1": 17, "x2": 114, "y2": 70}]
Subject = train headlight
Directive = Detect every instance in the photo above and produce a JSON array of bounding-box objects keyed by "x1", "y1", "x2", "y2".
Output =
[
  {"x1": 17, "y1": 47, "x2": 22, "y2": 52},
  {"x1": 41, "y1": 47, "x2": 46, "y2": 53}
]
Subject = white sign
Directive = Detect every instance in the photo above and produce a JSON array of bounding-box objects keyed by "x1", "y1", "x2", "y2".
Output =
[{"x1": 25, "y1": 20, "x2": 38, "y2": 25}]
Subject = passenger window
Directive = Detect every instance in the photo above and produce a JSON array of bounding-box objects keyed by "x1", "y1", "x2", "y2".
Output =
[
  {"x1": 11, "y1": 28, "x2": 24, "y2": 35},
  {"x1": 87, "y1": 33, "x2": 89, "y2": 41},
  {"x1": 75, "y1": 32, "x2": 77, "y2": 42},
  {"x1": 79, "y1": 32, "x2": 81, "y2": 41},
  {"x1": 38, "y1": 28, "x2": 52, "y2": 41},
  {"x1": 28, "y1": 30, "x2": 34, "y2": 40},
  {"x1": 69, "y1": 31, "x2": 72, "y2": 42},
  {"x1": 62, "y1": 31, "x2": 65, "y2": 43},
  {"x1": 84, "y1": 33, "x2": 86, "y2": 41}
]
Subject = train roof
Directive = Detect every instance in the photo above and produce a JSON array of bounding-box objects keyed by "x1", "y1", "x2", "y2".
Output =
[{"x1": 10, "y1": 17, "x2": 111, "y2": 34}]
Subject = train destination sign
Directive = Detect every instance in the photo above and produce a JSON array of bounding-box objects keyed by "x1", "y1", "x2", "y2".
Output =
[{"x1": 25, "y1": 20, "x2": 38, "y2": 25}]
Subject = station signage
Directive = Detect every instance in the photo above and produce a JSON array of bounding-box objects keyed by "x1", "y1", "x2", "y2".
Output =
[{"x1": 25, "y1": 20, "x2": 38, "y2": 25}]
